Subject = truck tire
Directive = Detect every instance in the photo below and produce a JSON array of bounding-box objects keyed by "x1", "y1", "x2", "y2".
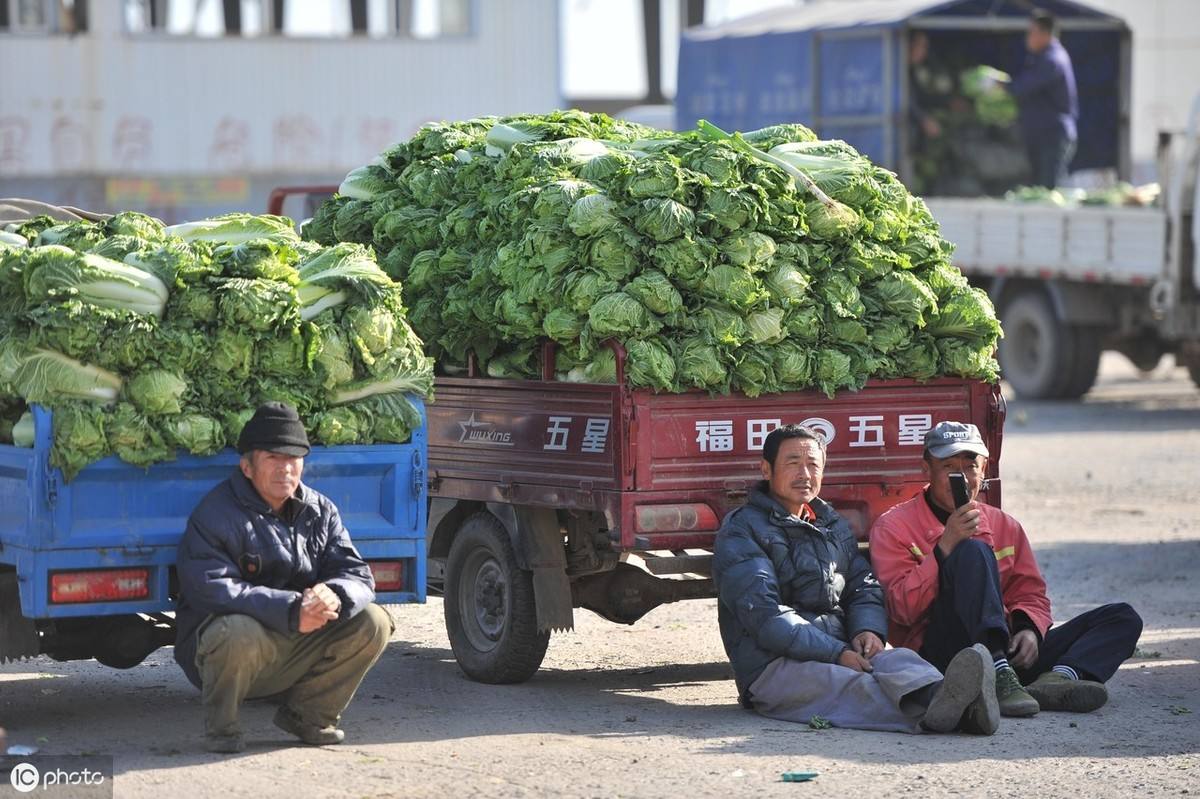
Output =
[
  {"x1": 1058, "y1": 326, "x2": 1103, "y2": 399},
  {"x1": 444, "y1": 512, "x2": 549, "y2": 684},
  {"x1": 998, "y1": 292, "x2": 1074, "y2": 399}
]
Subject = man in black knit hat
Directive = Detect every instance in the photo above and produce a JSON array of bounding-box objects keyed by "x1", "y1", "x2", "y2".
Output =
[{"x1": 174, "y1": 402, "x2": 394, "y2": 753}]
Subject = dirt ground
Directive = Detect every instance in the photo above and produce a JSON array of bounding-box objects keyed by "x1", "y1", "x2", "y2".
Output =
[{"x1": 2, "y1": 353, "x2": 1198, "y2": 798}]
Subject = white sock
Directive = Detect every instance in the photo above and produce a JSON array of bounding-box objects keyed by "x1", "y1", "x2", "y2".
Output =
[
  {"x1": 993, "y1": 657, "x2": 1011, "y2": 672},
  {"x1": 1052, "y1": 665, "x2": 1079, "y2": 681}
]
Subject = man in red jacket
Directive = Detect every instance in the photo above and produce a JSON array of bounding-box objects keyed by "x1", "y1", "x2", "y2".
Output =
[{"x1": 869, "y1": 421, "x2": 1141, "y2": 717}]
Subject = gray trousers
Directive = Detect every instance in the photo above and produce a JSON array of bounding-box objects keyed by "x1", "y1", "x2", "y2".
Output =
[
  {"x1": 195, "y1": 604, "x2": 394, "y2": 737},
  {"x1": 748, "y1": 647, "x2": 942, "y2": 734}
]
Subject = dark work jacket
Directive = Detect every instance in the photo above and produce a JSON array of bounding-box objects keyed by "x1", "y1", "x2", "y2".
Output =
[
  {"x1": 173, "y1": 470, "x2": 375, "y2": 687},
  {"x1": 712, "y1": 483, "x2": 888, "y2": 705},
  {"x1": 1010, "y1": 38, "x2": 1079, "y2": 142}
]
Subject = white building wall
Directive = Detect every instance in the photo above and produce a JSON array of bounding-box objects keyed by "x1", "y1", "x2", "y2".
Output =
[
  {"x1": 0, "y1": 0, "x2": 561, "y2": 179},
  {"x1": 1075, "y1": 0, "x2": 1200, "y2": 180}
]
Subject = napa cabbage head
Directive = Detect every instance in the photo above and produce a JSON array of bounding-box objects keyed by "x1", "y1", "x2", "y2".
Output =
[
  {"x1": 23, "y1": 246, "x2": 169, "y2": 318},
  {"x1": 165, "y1": 213, "x2": 299, "y2": 244}
]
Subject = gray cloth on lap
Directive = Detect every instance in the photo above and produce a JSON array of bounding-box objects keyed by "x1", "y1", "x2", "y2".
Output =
[{"x1": 748, "y1": 647, "x2": 942, "y2": 734}]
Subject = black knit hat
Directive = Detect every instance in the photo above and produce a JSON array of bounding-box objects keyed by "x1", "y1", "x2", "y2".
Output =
[{"x1": 236, "y1": 402, "x2": 311, "y2": 457}]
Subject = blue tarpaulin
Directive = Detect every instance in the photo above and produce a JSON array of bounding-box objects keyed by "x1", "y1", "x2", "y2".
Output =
[{"x1": 676, "y1": 0, "x2": 1129, "y2": 179}]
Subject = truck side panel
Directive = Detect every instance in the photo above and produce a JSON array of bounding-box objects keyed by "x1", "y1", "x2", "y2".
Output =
[
  {"x1": 635, "y1": 378, "x2": 993, "y2": 491},
  {"x1": 927, "y1": 198, "x2": 1167, "y2": 286},
  {"x1": 427, "y1": 377, "x2": 1003, "y2": 548},
  {"x1": 427, "y1": 377, "x2": 627, "y2": 502},
  {"x1": 0, "y1": 402, "x2": 428, "y2": 619},
  {"x1": 620, "y1": 379, "x2": 1001, "y2": 548}
]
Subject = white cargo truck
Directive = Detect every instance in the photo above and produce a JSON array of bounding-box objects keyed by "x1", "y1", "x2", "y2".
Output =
[{"x1": 926, "y1": 100, "x2": 1200, "y2": 399}]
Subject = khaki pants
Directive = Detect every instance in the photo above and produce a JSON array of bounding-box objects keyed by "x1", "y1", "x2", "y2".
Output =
[{"x1": 195, "y1": 604, "x2": 394, "y2": 737}]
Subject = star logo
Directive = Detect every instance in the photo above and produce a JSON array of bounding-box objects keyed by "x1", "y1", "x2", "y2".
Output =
[
  {"x1": 458, "y1": 412, "x2": 487, "y2": 442},
  {"x1": 456, "y1": 412, "x2": 514, "y2": 447}
]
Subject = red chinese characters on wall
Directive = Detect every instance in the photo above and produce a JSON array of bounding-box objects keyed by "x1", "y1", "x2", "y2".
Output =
[
  {"x1": 113, "y1": 115, "x2": 154, "y2": 169},
  {"x1": 209, "y1": 116, "x2": 251, "y2": 171},
  {"x1": 272, "y1": 114, "x2": 323, "y2": 168},
  {"x1": 50, "y1": 115, "x2": 87, "y2": 172},
  {"x1": 357, "y1": 117, "x2": 398, "y2": 161},
  {"x1": 0, "y1": 116, "x2": 31, "y2": 172}
]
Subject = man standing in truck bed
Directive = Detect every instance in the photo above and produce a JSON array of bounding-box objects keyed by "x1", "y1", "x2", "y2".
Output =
[
  {"x1": 1009, "y1": 9, "x2": 1079, "y2": 188},
  {"x1": 712, "y1": 424, "x2": 1000, "y2": 735},
  {"x1": 175, "y1": 402, "x2": 394, "y2": 753}
]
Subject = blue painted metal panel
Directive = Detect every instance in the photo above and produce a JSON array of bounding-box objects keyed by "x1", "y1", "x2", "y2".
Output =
[
  {"x1": 819, "y1": 35, "x2": 886, "y2": 118},
  {"x1": 679, "y1": 27, "x2": 895, "y2": 166},
  {"x1": 814, "y1": 31, "x2": 891, "y2": 167},
  {"x1": 677, "y1": 31, "x2": 812, "y2": 133},
  {"x1": 746, "y1": 32, "x2": 814, "y2": 132},
  {"x1": 1060, "y1": 29, "x2": 1123, "y2": 171},
  {"x1": 0, "y1": 398, "x2": 428, "y2": 618}
]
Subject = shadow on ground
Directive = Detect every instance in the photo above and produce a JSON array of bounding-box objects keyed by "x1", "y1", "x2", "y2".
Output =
[{"x1": 1, "y1": 539, "x2": 1196, "y2": 775}]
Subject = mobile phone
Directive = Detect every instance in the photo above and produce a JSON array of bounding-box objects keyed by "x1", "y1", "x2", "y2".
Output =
[{"x1": 949, "y1": 472, "x2": 970, "y2": 509}]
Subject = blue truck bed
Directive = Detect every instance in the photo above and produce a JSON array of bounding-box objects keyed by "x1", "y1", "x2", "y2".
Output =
[{"x1": 0, "y1": 402, "x2": 427, "y2": 665}]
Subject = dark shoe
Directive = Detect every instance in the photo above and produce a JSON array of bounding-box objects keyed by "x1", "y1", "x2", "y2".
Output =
[
  {"x1": 923, "y1": 644, "x2": 991, "y2": 733},
  {"x1": 273, "y1": 706, "x2": 345, "y2": 746},
  {"x1": 960, "y1": 662, "x2": 1001, "y2": 736},
  {"x1": 996, "y1": 666, "x2": 1040, "y2": 717},
  {"x1": 205, "y1": 733, "x2": 245, "y2": 754},
  {"x1": 1026, "y1": 671, "x2": 1108, "y2": 712}
]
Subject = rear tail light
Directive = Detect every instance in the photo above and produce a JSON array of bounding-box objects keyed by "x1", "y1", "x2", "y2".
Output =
[
  {"x1": 634, "y1": 503, "x2": 720, "y2": 534},
  {"x1": 50, "y1": 568, "x2": 149, "y2": 604},
  {"x1": 369, "y1": 560, "x2": 405, "y2": 592}
]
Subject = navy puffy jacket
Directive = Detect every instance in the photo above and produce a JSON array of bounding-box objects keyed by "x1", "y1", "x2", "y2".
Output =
[
  {"x1": 712, "y1": 483, "x2": 888, "y2": 705},
  {"x1": 174, "y1": 469, "x2": 376, "y2": 687}
]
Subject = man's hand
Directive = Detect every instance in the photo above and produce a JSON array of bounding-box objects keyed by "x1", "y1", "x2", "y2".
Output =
[
  {"x1": 1009, "y1": 629, "x2": 1039, "y2": 670},
  {"x1": 852, "y1": 631, "x2": 884, "y2": 659},
  {"x1": 837, "y1": 649, "x2": 873, "y2": 673},
  {"x1": 298, "y1": 601, "x2": 336, "y2": 634},
  {"x1": 297, "y1": 583, "x2": 341, "y2": 634},
  {"x1": 306, "y1": 582, "x2": 342, "y2": 615},
  {"x1": 936, "y1": 502, "x2": 981, "y2": 558}
]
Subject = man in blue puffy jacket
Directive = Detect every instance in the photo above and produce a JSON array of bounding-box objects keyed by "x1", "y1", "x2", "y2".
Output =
[
  {"x1": 712, "y1": 424, "x2": 1000, "y2": 734},
  {"x1": 175, "y1": 402, "x2": 394, "y2": 753}
]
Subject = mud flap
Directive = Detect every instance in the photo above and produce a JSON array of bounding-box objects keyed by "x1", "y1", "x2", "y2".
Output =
[
  {"x1": 514, "y1": 507, "x2": 574, "y2": 633},
  {"x1": 0, "y1": 571, "x2": 40, "y2": 662}
]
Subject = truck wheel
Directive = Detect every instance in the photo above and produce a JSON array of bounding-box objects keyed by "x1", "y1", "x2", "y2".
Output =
[
  {"x1": 1058, "y1": 326, "x2": 1103, "y2": 399},
  {"x1": 998, "y1": 293, "x2": 1073, "y2": 399},
  {"x1": 444, "y1": 513, "x2": 549, "y2": 684}
]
